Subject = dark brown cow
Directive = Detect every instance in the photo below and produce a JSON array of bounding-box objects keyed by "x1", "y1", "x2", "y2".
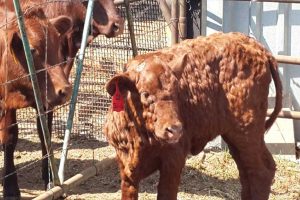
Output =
[
  {"x1": 104, "y1": 32, "x2": 283, "y2": 200},
  {"x1": 25, "y1": 0, "x2": 124, "y2": 77},
  {"x1": 1, "y1": 0, "x2": 124, "y2": 191},
  {"x1": 0, "y1": 7, "x2": 72, "y2": 199}
]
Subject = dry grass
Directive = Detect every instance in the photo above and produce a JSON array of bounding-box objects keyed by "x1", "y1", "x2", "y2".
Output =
[{"x1": 0, "y1": 135, "x2": 299, "y2": 200}]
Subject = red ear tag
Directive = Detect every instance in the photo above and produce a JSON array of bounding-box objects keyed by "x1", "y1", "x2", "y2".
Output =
[{"x1": 112, "y1": 81, "x2": 124, "y2": 112}]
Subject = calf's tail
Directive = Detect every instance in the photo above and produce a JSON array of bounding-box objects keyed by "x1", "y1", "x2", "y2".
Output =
[{"x1": 265, "y1": 56, "x2": 283, "y2": 131}]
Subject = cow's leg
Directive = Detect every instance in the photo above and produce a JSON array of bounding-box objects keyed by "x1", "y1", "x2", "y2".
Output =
[
  {"x1": 36, "y1": 110, "x2": 53, "y2": 190},
  {"x1": 2, "y1": 110, "x2": 20, "y2": 199},
  {"x1": 119, "y1": 164, "x2": 139, "y2": 200},
  {"x1": 157, "y1": 154, "x2": 185, "y2": 200},
  {"x1": 223, "y1": 128, "x2": 276, "y2": 200},
  {"x1": 222, "y1": 135, "x2": 251, "y2": 199}
]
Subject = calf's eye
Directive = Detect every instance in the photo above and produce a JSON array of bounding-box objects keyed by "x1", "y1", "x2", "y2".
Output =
[
  {"x1": 141, "y1": 91, "x2": 149, "y2": 99},
  {"x1": 140, "y1": 91, "x2": 150, "y2": 105}
]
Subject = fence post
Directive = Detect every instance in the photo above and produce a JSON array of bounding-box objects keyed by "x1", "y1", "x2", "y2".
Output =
[
  {"x1": 124, "y1": 0, "x2": 138, "y2": 57},
  {"x1": 12, "y1": 0, "x2": 60, "y2": 186},
  {"x1": 171, "y1": 0, "x2": 179, "y2": 44},
  {"x1": 158, "y1": 0, "x2": 172, "y2": 30},
  {"x1": 58, "y1": 0, "x2": 95, "y2": 185},
  {"x1": 179, "y1": 0, "x2": 187, "y2": 40}
]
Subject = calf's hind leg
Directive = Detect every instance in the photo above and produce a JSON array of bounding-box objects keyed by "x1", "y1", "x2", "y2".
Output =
[
  {"x1": 223, "y1": 129, "x2": 276, "y2": 200},
  {"x1": 222, "y1": 135, "x2": 251, "y2": 199}
]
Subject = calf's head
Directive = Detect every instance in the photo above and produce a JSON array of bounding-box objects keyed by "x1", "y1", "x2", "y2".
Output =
[
  {"x1": 3, "y1": 9, "x2": 73, "y2": 109},
  {"x1": 106, "y1": 54, "x2": 188, "y2": 144}
]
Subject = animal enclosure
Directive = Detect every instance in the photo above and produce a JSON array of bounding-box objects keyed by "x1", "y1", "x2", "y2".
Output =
[
  {"x1": 0, "y1": 0, "x2": 299, "y2": 199},
  {"x1": 0, "y1": 0, "x2": 169, "y2": 198},
  {"x1": 16, "y1": 0, "x2": 168, "y2": 140}
]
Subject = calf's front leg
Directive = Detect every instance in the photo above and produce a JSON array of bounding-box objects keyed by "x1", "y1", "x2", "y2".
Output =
[
  {"x1": 157, "y1": 157, "x2": 185, "y2": 200},
  {"x1": 121, "y1": 177, "x2": 139, "y2": 200}
]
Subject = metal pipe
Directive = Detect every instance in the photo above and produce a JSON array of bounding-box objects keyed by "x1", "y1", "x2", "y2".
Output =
[
  {"x1": 178, "y1": 0, "x2": 187, "y2": 40},
  {"x1": 12, "y1": 0, "x2": 60, "y2": 186},
  {"x1": 171, "y1": 0, "x2": 179, "y2": 44},
  {"x1": 267, "y1": 109, "x2": 300, "y2": 120},
  {"x1": 58, "y1": 0, "x2": 95, "y2": 185},
  {"x1": 124, "y1": 0, "x2": 138, "y2": 57},
  {"x1": 34, "y1": 155, "x2": 115, "y2": 200},
  {"x1": 275, "y1": 55, "x2": 300, "y2": 65},
  {"x1": 201, "y1": 0, "x2": 207, "y2": 36},
  {"x1": 158, "y1": 0, "x2": 172, "y2": 29}
]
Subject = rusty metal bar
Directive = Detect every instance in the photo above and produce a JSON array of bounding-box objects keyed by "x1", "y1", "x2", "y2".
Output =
[{"x1": 267, "y1": 109, "x2": 300, "y2": 120}]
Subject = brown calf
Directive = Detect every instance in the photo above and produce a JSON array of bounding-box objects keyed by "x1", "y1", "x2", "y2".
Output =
[
  {"x1": 0, "y1": 7, "x2": 72, "y2": 199},
  {"x1": 104, "y1": 32, "x2": 282, "y2": 200}
]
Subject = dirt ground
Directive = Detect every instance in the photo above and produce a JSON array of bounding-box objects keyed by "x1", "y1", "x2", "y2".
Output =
[{"x1": 0, "y1": 135, "x2": 299, "y2": 200}]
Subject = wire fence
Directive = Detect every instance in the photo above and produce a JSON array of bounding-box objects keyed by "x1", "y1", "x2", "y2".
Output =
[
  {"x1": 0, "y1": 0, "x2": 173, "y2": 197},
  {"x1": 15, "y1": 0, "x2": 169, "y2": 141}
]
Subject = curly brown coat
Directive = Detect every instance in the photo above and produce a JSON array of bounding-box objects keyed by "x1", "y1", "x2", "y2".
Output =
[{"x1": 104, "y1": 32, "x2": 282, "y2": 200}]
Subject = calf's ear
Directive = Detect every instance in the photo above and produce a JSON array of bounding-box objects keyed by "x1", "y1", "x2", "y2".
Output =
[
  {"x1": 170, "y1": 53, "x2": 188, "y2": 79},
  {"x1": 106, "y1": 73, "x2": 136, "y2": 96},
  {"x1": 50, "y1": 16, "x2": 73, "y2": 36}
]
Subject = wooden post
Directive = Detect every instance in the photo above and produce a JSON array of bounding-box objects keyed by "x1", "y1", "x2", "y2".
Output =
[
  {"x1": 158, "y1": 0, "x2": 172, "y2": 30},
  {"x1": 171, "y1": 0, "x2": 179, "y2": 44},
  {"x1": 179, "y1": 0, "x2": 187, "y2": 40}
]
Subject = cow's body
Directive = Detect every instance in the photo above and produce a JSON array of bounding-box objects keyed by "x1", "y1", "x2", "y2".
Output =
[
  {"x1": 0, "y1": 7, "x2": 73, "y2": 199},
  {"x1": 104, "y1": 32, "x2": 282, "y2": 200}
]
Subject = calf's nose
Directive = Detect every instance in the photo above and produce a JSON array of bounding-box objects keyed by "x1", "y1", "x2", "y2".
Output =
[{"x1": 164, "y1": 123, "x2": 183, "y2": 143}]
